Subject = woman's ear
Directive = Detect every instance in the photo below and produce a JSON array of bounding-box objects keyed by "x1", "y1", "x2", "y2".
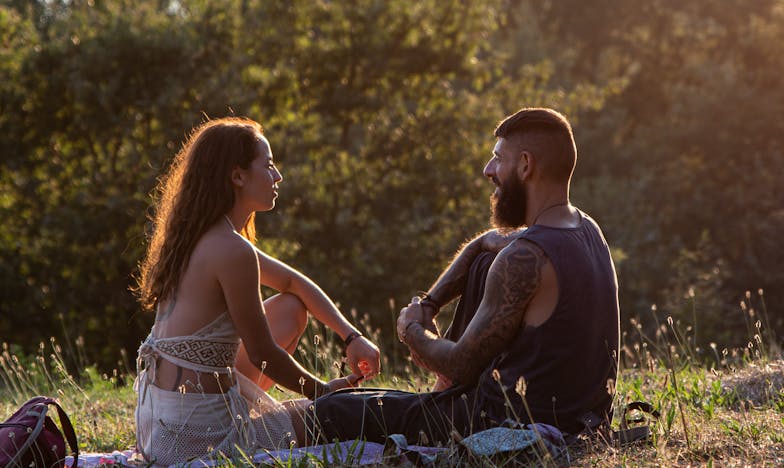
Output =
[{"x1": 231, "y1": 167, "x2": 245, "y2": 187}]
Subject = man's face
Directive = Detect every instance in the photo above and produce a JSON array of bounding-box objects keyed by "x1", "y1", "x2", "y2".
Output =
[{"x1": 484, "y1": 138, "x2": 527, "y2": 229}]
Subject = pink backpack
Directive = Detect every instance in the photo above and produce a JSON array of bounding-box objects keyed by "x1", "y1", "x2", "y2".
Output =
[{"x1": 0, "y1": 396, "x2": 79, "y2": 467}]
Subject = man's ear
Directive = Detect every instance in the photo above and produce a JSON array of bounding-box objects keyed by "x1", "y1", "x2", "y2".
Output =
[
  {"x1": 231, "y1": 167, "x2": 245, "y2": 187},
  {"x1": 517, "y1": 151, "x2": 534, "y2": 180}
]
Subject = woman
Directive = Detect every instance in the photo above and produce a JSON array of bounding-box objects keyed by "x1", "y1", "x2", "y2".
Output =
[{"x1": 134, "y1": 117, "x2": 380, "y2": 465}]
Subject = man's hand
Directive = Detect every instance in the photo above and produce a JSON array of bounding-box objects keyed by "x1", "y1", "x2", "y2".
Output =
[
  {"x1": 397, "y1": 297, "x2": 425, "y2": 342},
  {"x1": 345, "y1": 336, "x2": 380, "y2": 380}
]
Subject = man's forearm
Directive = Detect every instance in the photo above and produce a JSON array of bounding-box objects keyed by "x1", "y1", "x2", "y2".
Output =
[
  {"x1": 425, "y1": 236, "x2": 484, "y2": 309},
  {"x1": 404, "y1": 322, "x2": 476, "y2": 384}
]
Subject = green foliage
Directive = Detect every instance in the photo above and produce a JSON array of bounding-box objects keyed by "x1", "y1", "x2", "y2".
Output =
[{"x1": 1, "y1": 0, "x2": 782, "y2": 368}]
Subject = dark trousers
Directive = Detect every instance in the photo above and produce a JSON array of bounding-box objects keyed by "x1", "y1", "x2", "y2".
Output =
[{"x1": 307, "y1": 252, "x2": 497, "y2": 445}]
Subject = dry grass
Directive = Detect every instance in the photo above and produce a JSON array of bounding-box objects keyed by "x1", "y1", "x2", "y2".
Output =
[
  {"x1": 572, "y1": 360, "x2": 784, "y2": 466},
  {"x1": 2, "y1": 294, "x2": 783, "y2": 466}
]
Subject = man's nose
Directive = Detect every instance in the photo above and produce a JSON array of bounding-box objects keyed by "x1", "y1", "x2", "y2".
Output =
[{"x1": 483, "y1": 159, "x2": 496, "y2": 179}]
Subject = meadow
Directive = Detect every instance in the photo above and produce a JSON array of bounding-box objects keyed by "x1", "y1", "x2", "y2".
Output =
[{"x1": 1, "y1": 290, "x2": 782, "y2": 467}]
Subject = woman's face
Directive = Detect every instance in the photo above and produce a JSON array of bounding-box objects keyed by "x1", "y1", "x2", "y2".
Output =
[{"x1": 235, "y1": 135, "x2": 283, "y2": 212}]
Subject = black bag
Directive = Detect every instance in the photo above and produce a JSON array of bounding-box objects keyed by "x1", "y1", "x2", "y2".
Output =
[{"x1": 0, "y1": 396, "x2": 79, "y2": 467}]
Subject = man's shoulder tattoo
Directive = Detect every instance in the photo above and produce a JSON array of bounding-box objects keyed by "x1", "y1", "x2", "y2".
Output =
[{"x1": 489, "y1": 240, "x2": 548, "y2": 312}]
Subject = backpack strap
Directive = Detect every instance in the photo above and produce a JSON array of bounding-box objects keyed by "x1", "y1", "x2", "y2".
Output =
[
  {"x1": 6, "y1": 401, "x2": 49, "y2": 467},
  {"x1": 49, "y1": 399, "x2": 79, "y2": 468},
  {"x1": 19, "y1": 397, "x2": 80, "y2": 468}
]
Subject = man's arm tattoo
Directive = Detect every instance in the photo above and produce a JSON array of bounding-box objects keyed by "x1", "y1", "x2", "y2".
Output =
[
  {"x1": 427, "y1": 238, "x2": 483, "y2": 307},
  {"x1": 408, "y1": 241, "x2": 547, "y2": 384}
]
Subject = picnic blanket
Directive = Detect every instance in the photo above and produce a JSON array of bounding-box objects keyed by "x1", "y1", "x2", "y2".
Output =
[
  {"x1": 65, "y1": 422, "x2": 565, "y2": 467},
  {"x1": 65, "y1": 441, "x2": 426, "y2": 467}
]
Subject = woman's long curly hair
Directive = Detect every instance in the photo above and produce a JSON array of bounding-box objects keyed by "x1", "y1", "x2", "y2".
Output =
[{"x1": 136, "y1": 117, "x2": 264, "y2": 311}]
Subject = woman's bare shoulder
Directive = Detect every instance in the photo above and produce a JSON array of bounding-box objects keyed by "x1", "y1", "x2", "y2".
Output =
[{"x1": 190, "y1": 223, "x2": 256, "y2": 268}]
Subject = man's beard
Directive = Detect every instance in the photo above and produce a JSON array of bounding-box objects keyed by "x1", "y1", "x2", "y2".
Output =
[{"x1": 491, "y1": 175, "x2": 527, "y2": 230}]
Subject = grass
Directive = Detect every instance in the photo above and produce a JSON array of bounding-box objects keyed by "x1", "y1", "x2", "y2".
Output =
[{"x1": 2, "y1": 290, "x2": 783, "y2": 466}]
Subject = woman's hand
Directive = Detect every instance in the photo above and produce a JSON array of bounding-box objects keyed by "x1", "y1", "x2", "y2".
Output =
[
  {"x1": 345, "y1": 336, "x2": 381, "y2": 380},
  {"x1": 326, "y1": 374, "x2": 363, "y2": 393}
]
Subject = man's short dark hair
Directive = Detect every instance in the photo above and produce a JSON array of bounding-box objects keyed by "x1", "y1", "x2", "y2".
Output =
[{"x1": 494, "y1": 108, "x2": 577, "y2": 183}]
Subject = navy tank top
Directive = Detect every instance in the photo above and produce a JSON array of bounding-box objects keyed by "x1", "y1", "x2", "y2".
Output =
[{"x1": 475, "y1": 210, "x2": 620, "y2": 433}]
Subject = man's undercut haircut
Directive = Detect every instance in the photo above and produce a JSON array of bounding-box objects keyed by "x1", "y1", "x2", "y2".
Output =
[{"x1": 494, "y1": 108, "x2": 577, "y2": 183}]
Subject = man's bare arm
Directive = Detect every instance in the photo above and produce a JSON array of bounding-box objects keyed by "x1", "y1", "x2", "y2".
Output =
[
  {"x1": 425, "y1": 229, "x2": 523, "y2": 309},
  {"x1": 404, "y1": 240, "x2": 547, "y2": 384}
]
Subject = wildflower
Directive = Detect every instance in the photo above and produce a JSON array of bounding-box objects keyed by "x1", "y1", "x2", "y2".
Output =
[
  {"x1": 313, "y1": 335, "x2": 321, "y2": 346},
  {"x1": 492, "y1": 369, "x2": 501, "y2": 382},
  {"x1": 298, "y1": 377, "x2": 306, "y2": 387},
  {"x1": 667, "y1": 316, "x2": 673, "y2": 326},
  {"x1": 745, "y1": 290, "x2": 751, "y2": 299},
  {"x1": 758, "y1": 288, "x2": 764, "y2": 296},
  {"x1": 688, "y1": 287, "x2": 695, "y2": 298},
  {"x1": 651, "y1": 304, "x2": 657, "y2": 312}
]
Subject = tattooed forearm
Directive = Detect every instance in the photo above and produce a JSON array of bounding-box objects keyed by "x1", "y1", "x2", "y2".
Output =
[
  {"x1": 426, "y1": 236, "x2": 484, "y2": 308},
  {"x1": 407, "y1": 240, "x2": 548, "y2": 384}
]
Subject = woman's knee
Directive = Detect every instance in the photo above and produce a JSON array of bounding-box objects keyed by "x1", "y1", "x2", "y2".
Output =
[{"x1": 265, "y1": 292, "x2": 308, "y2": 335}]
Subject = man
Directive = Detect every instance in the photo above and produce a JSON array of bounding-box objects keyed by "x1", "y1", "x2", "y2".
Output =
[{"x1": 307, "y1": 107, "x2": 620, "y2": 444}]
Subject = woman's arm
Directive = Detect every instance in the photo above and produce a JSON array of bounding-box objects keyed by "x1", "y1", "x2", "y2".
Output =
[
  {"x1": 254, "y1": 248, "x2": 381, "y2": 378},
  {"x1": 217, "y1": 239, "x2": 356, "y2": 398}
]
